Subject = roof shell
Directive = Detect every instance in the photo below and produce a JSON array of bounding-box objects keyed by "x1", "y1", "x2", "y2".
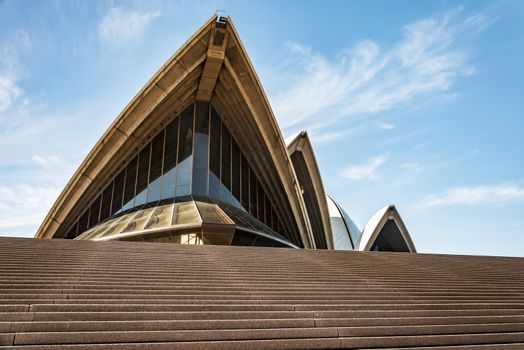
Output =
[
  {"x1": 358, "y1": 205, "x2": 416, "y2": 252},
  {"x1": 287, "y1": 131, "x2": 333, "y2": 249},
  {"x1": 35, "y1": 15, "x2": 314, "y2": 248}
]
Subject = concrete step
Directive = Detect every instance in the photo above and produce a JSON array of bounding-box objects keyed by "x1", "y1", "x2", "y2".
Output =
[{"x1": 0, "y1": 237, "x2": 523, "y2": 349}]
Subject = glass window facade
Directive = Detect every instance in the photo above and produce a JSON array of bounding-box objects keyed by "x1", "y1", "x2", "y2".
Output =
[
  {"x1": 370, "y1": 219, "x2": 410, "y2": 252},
  {"x1": 66, "y1": 102, "x2": 290, "y2": 243},
  {"x1": 75, "y1": 200, "x2": 295, "y2": 248}
]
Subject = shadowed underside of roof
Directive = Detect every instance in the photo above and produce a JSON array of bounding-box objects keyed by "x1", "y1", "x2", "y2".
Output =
[
  {"x1": 287, "y1": 131, "x2": 333, "y2": 250},
  {"x1": 359, "y1": 205, "x2": 417, "y2": 253},
  {"x1": 1, "y1": 237, "x2": 524, "y2": 349}
]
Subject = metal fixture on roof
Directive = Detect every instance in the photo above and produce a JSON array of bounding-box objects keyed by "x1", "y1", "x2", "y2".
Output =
[{"x1": 216, "y1": 10, "x2": 228, "y2": 27}]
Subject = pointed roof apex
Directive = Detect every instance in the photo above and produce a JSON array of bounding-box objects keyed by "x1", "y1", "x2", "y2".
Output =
[{"x1": 359, "y1": 205, "x2": 416, "y2": 252}]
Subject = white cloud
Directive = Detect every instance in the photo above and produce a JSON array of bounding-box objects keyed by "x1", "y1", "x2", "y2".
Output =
[
  {"x1": 0, "y1": 153, "x2": 74, "y2": 236},
  {"x1": 0, "y1": 76, "x2": 21, "y2": 113},
  {"x1": 419, "y1": 183, "x2": 524, "y2": 207},
  {"x1": 98, "y1": 7, "x2": 160, "y2": 44},
  {"x1": 0, "y1": 184, "x2": 62, "y2": 235},
  {"x1": 341, "y1": 152, "x2": 389, "y2": 181},
  {"x1": 0, "y1": 31, "x2": 30, "y2": 115},
  {"x1": 32, "y1": 154, "x2": 67, "y2": 168},
  {"x1": 309, "y1": 129, "x2": 354, "y2": 144},
  {"x1": 377, "y1": 121, "x2": 395, "y2": 130},
  {"x1": 270, "y1": 8, "x2": 490, "y2": 133}
]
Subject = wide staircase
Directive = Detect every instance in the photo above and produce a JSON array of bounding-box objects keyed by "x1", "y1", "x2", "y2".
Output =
[{"x1": 0, "y1": 236, "x2": 523, "y2": 349}]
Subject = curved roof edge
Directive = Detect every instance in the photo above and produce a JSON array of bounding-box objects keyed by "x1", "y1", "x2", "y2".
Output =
[
  {"x1": 358, "y1": 205, "x2": 416, "y2": 252},
  {"x1": 287, "y1": 132, "x2": 333, "y2": 249},
  {"x1": 326, "y1": 194, "x2": 363, "y2": 250},
  {"x1": 36, "y1": 15, "x2": 315, "y2": 248}
]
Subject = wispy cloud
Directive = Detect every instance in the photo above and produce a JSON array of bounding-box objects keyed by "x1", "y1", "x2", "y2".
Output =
[
  {"x1": 270, "y1": 7, "x2": 491, "y2": 134},
  {"x1": 0, "y1": 154, "x2": 74, "y2": 236},
  {"x1": 309, "y1": 128, "x2": 354, "y2": 144},
  {"x1": 0, "y1": 182, "x2": 64, "y2": 236},
  {"x1": 419, "y1": 183, "x2": 524, "y2": 207},
  {"x1": 31, "y1": 154, "x2": 67, "y2": 167},
  {"x1": 341, "y1": 152, "x2": 389, "y2": 181},
  {"x1": 0, "y1": 31, "x2": 30, "y2": 115},
  {"x1": 0, "y1": 76, "x2": 21, "y2": 113},
  {"x1": 98, "y1": 7, "x2": 160, "y2": 45},
  {"x1": 376, "y1": 121, "x2": 395, "y2": 130},
  {"x1": 0, "y1": 28, "x2": 86, "y2": 237}
]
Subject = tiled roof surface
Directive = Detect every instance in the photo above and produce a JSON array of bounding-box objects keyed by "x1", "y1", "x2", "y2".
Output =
[{"x1": 0, "y1": 237, "x2": 523, "y2": 349}]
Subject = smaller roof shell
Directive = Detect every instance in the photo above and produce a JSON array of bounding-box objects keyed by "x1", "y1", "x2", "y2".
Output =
[{"x1": 358, "y1": 205, "x2": 416, "y2": 252}]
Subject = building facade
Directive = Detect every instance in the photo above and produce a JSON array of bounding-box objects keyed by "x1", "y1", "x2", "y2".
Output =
[{"x1": 35, "y1": 15, "x2": 415, "y2": 253}]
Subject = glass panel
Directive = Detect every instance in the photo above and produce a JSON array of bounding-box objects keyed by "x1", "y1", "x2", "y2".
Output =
[
  {"x1": 161, "y1": 118, "x2": 179, "y2": 200},
  {"x1": 231, "y1": 230, "x2": 256, "y2": 246},
  {"x1": 99, "y1": 183, "x2": 113, "y2": 222},
  {"x1": 195, "y1": 201, "x2": 232, "y2": 224},
  {"x1": 77, "y1": 209, "x2": 90, "y2": 234},
  {"x1": 231, "y1": 139, "x2": 241, "y2": 207},
  {"x1": 179, "y1": 233, "x2": 203, "y2": 245},
  {"x1": 251, "y1": 234, "x2": 287, "y2": 247},
  {"x1": 192, "y1": 168, "x2": 207, "y2": 199},
  {"x1": 265, "y1": 194, "x2": 271, "y2": 227},
  {"x1": 192, "y1": 102, "x2": 209, "y2": 197},
  {"x1": 78, "y1": 217, "x2": 117, "y2": 240},
  {"x1": 111, "y1": 169, "x2": 125, "y2": 215},
  {"x1": 88, "y1": 195, "x2": 101, "y2": 229},
  {"x1": 176, "y1": 157, "x2": 192, "y2": 197},
  {"x1": 172, "y1": 202, "x2": 200, "y2": 225},
  {"x1": 148, "y1": 130, "x2": 164, "y2": 203},
  {"x1": 98, "y1": 213, "x2": 135, "y2": 239},
  {"x1": 134, "y1": 144, "x2": 151, "y2": 207},
  {"x1": 257, "y1": 181, "x2": 264, "y2": 221},
  {"x1": 240, "y1": 154, "x2": 249, "y2": 210},
  {"x1": 272, "y1": 207, "x2": 278, "y2": 232},
  {"x1": 249, "y1": 167, "x2": 257, "y2": 217},
  {"x1": 220, "y1": 124, "x2": 231, "y2": 203},
  {"x1": 122, "y1": 157, "x2": 138, "y2": 211},
  {"x1": 144, "y1": 204, "x2": 173, "y2": 230},
  {"x1": 209, "y1": 108, "x2": 221, "y2": 200},
  {"x1": 121, "y1": 208, "x2": 155, "y2": 233},
  {"x1": 217, "y1": 201, "x2": 292, "y2": 244},
  {"x1": 66, "y1": 222, "x2": 78, "y2": 239},
  {"x1": 176, "y1": 105, "x2": 194, "y2": 197},
  {"x1": 161, "y1": 168, "x2": 176, "y2": 201},
  {"x1": 253, "y1": 235, "x2": 275, "y2": 247},
  {"x1": 77, "y1": 224, "x2": 103, "y2": 241},
  {"x1": 147, "y1": 177, "x2": 162, "y2": 204}
]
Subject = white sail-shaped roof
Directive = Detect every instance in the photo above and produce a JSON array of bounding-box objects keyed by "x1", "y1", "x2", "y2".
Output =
[{"x1": 358, "y1": 205, "x2": 416, "y2": 252}]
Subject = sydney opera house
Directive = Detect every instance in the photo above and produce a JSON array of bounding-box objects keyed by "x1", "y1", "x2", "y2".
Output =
[
  {"x1": 35, "y1": 15, "x2": 415, "y2": 254},
  {"x1": 2, "y1": 14, "x2": 522, "y2": 350}
]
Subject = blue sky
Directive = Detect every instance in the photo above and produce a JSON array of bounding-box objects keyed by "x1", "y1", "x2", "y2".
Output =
[{"x1": 0, "y1": 0, "x2": 523, "y2": 257}]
